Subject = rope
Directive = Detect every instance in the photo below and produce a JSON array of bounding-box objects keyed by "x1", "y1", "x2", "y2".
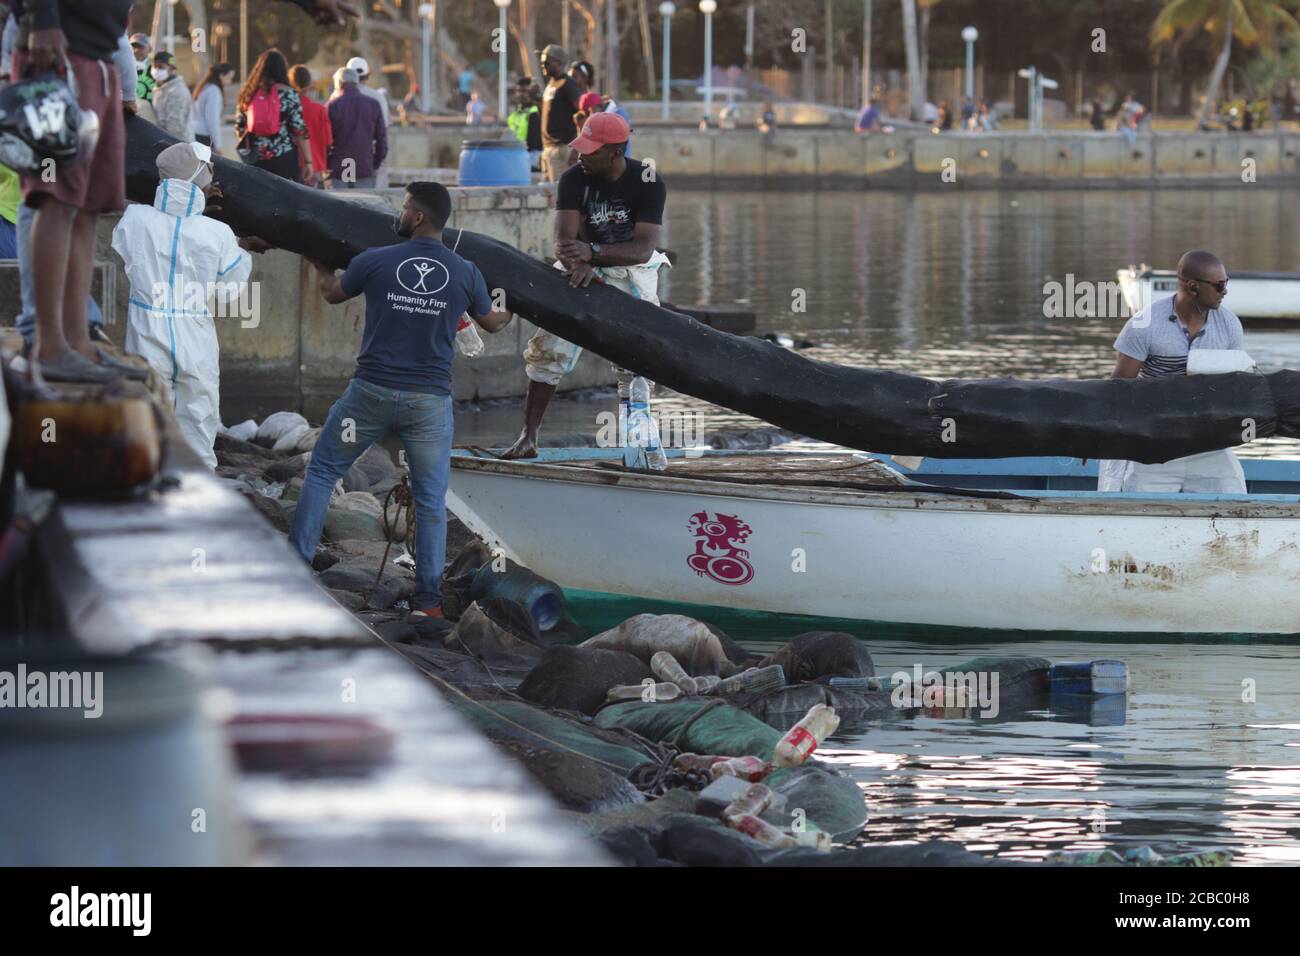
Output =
[{"x1": 368, "y1": 472, "x2": 416, "y2": 601}]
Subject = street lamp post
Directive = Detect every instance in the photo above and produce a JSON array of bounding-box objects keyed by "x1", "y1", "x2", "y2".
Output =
[
  {"x1": 699, "y1": 0, "x2": 716, "y2": 121},
  {"x1": 493, "y1": 0, "x2": 512, "y2": 124},
  {"x1": 419, "y1": 4, "x2": 434, "y2": 114},
  {"x1": 240, "y1": 0, "x2": 248, "y2": 85},
  {"x1": 962, "y1": 25, "x2": 977, "y2": 102},
  {"x1": 660, "y1": 2, "x2": 675, "y2": 120}
]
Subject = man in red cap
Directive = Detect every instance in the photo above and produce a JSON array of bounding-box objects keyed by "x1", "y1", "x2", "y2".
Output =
[{"x1": 502, "y1": 111, "x2": 670, "y2": 460}]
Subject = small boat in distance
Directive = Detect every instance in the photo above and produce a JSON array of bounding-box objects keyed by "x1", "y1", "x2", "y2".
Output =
[
  {"x1": 448, "y1": 448, "x2": 1300, "y2": 641},
  {"x1": 1118, "y1": 265, "x2": 1300, "y2": 324}
]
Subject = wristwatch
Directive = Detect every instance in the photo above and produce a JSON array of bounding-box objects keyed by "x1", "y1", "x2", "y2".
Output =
[{"x1": 589, "y1": 242, "x2": 602, "y2": 258}]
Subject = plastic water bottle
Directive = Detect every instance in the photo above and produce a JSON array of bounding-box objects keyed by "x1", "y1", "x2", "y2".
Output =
[
  {"x1": 650, "y1": 651, "x2": 698, "y2": 695},
  {"x1": 722, "y1": 782, "x2": 775, "y2": 818},
  {"x1": 772, "y1": 704, "x2": 840, "y2": 768},
  {"x1": 455, "y1": 316, "x2": 484, "y2": 357},
  {"x1": 625, "y1": 376, "x2": 666, "y2": 471},
  {"x1": 722, "y1": 813, "x2": 798, "y2": 849},
  {"x1": 709, "y1": 755, "x2": 772, "y2": 782},
  {"x1": 671, "y1": 753, "x2": 726, "y2": 774},
  {"x1": 716, "y1": 665, "x2": 786, "y2": 697}
]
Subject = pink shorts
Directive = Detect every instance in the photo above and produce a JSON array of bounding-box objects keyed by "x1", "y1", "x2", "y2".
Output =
[{"x1": 15, "y1": 51, "x2": 126, "y2": 215}]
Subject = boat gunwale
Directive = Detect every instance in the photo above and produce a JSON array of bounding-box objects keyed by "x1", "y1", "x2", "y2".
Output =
[{"x1": 449, "y1": 454, "x2": 1300, "y2": 519}]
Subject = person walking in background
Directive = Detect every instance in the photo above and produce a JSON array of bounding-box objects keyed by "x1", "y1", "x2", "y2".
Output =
[
  {"x1": 291, "y1": 64, "x2": 333, "y2": 188},
  {"x1": 567, "y1": 60, "x2": 594, "y2": 97},
  {"x1": 457, "y1": 66, "x2": 474, "y2": 108},
  {"x1": 194, "y1": 63, "x2": 236, "y2": 151},
  {"x1": 757, "y1": 101, "x2": 777, "y2": 138},
  {"x1": 855, "y1": 100, "x2": 881, "y2": 132},
  {"x1": 236, "y1": 49, "x2": 314, "y2": 184},
  {"x1": 151, "y1": 51, "x2": 194, "y2": 143},
  {"x1": 345, "y1": 56, "x2": 390, "y2": 129},
  {"x1": 465, "y1": 89, "x2": 485, "y2": 126},
  {"x1": 1089, "y1": 98, "x2": 1106, "y2": 131},
  {"x1": 327, "y1": 66, "x2": 386, "y2": 189},
  {"x1": 538, "y1": 43, "x2": 581, "y2": 181}
]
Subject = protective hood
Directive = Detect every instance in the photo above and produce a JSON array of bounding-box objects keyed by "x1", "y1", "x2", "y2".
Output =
[{"x1": 154, "y1": 179, "x2": 209, "y2": 217}]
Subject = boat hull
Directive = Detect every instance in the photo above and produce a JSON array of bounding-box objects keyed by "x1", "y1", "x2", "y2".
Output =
[
  {"x1": 448, "y1": 454, "x2": 1300, "y2": 637},
  {"x1": 1119, "y1": 268, "x2": 1300, "y2": 321}
]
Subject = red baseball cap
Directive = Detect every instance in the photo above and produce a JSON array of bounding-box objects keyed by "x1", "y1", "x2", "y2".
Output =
[
  {"x1": 569, "y1": 112, "x2": 629, "y2": 154},
  {"x1": 577, "y1": 92, "x2": 604, "y2": 112}
]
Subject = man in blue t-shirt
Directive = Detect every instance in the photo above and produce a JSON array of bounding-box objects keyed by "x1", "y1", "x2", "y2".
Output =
[{"x1": 292, "y1": 182, "x2": 513, "y2": 619}]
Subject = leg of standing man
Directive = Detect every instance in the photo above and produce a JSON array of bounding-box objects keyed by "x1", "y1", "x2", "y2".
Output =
[{"x1": 396, "y1": 391, "x2": 454, "y2": 615}]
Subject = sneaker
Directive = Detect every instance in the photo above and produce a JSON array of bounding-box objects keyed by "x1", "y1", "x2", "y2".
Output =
[
  {"x1": 409, "y1": 606, "x2": 445, "y2": 620},
  {"x1": 35, "y1": 349, "x2": 122, "y2": 384}
]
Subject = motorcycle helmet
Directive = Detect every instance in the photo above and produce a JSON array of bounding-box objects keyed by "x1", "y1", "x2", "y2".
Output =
[{"x1": 0, "y1": 72, "x2": 99, "y2": 177}]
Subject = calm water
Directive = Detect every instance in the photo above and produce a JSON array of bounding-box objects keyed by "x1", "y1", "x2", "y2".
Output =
[
  {"x1": 461, "y1": 186, "x2": 1300, "y2": 457},
  {"x1": 460, "y1": 188, "x2": 1300, "y2": 864}
]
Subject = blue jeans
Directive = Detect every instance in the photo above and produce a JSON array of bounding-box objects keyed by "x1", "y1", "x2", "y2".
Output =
[
  {"x1": 289, "y1": 378, "x2": 454, "y2": 608},
  {"x1": 16, "y1": 201, "x2": 103, "y2": 342}
]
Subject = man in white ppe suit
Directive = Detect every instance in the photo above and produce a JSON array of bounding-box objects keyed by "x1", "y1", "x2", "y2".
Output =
[
  {"x1": 1098, "y1": 249, "x2": 1247, "y2": 494},
  {"x1": 112, "y1": 142, "x2": 259, "y2": 469}
]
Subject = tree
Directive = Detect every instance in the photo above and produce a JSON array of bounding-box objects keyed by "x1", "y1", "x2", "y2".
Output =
[{"x1": 1152, "y1": 0, "x2": 1300, "y2": 126}]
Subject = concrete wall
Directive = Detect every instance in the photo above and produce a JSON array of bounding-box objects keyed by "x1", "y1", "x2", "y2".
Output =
[
  {"x1": 375, "y1": 124, "x2": 1300, "y2": 190},
  {"x1": 75, "y1": 183, "x2": 587, "y2": 422}
]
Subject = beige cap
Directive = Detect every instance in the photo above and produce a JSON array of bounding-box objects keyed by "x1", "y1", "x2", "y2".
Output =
[{"x1": 157, "y1": 141, "x2": 214, "y2": 190}]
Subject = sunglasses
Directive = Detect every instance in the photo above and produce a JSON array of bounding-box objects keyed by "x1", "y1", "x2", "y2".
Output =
[{"x1": 1179, "y1": 274, "x2": 1228, "y2": 294}]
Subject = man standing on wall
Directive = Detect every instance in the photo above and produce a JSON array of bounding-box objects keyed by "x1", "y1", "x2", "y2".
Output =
[{"x1": 537, "y1": 43, "x2": 581, "y2": 182}]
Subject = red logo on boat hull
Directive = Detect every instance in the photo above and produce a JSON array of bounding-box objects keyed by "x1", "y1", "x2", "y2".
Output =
[{"x1": 687, "y1": 511, "x2": 754, "y2": 586}]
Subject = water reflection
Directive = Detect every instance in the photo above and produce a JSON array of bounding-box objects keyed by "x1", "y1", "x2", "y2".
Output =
[{"x1": 813, "y1": 638, "x2": 1300, "y2": 865}]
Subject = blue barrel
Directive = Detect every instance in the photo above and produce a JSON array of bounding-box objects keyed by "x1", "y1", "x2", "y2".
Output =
[
  {"x1": 470, "y1": 562, "x2": 565, "y2": 632},
  {"x1": 458, "y1": 139, "x2": 531, "y2": 187}
]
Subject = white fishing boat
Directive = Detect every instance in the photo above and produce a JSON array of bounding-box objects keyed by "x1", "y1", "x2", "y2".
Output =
[
  {"x1": 1118, "y1": 265, "x2": 1300, "y2": 323},
  {"x1": 448, "y1": 448, "x2": 1300, "y2": 639}
]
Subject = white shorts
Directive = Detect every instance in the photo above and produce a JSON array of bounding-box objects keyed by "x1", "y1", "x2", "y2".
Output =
[{"x1": 1118, "y1": 449, "x2": 1246, "y2": 494}]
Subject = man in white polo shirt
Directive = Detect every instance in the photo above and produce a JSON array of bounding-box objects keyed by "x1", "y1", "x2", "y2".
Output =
[{"x1": 1102, "y1": 249, "x2": 1246, "y2": 493}]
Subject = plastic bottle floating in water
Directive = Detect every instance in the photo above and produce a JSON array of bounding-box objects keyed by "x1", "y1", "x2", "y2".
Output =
[{"x1": 772, "y1": 704, "x2": 840, "y2": 768}]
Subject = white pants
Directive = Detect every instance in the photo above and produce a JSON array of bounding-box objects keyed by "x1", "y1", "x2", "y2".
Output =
[
  {"x1": 523, "y1": 252, "x2": 670, "y2": 386},
  {"x1": 125, "y1": 305, "x2": 221, "y2": 470},
  {"x1": 1099, "y1": 449, "x2": 1246, "y2": 494}
]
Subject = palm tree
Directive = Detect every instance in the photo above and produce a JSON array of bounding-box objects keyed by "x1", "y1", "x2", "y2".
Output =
[{"x1": 1152, "y1": 0, "x2": 1300, "y2": 127}]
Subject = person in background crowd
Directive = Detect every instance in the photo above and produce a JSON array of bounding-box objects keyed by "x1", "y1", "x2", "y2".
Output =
[
  {"x1": 538, "y1": 43, "x2": 581, "y2": 181},
  {"x1": 1089, "y1": 98, "x2": 1106, "y2": 131},
  {"x1": 151, "y1": 51, "x2": 194, "y2": 143},
  {"x1": 718, "y1": 98, "x2": 740, "y2": 129},
  {"x1": 567, "y1": 59, "x2": 594, "y2": 97},
  {"x1": 129, "y1": 32, "x2": 153, "y2": 105},
  {"x1": 113, "y1": 142, "x2": 262, "y2": 469},
  {"x1": 401, "y1": 83, "x2": 423, "y2": 121},
  {"x1": 855, "y1": 100, "x2": 881, "y2": 133},
  {"x1": 938, "y1": 101, "x2": 953, "y2": 131},
  {"x1": 507, "y1": 81, "x2": 540, "y2": 168},
  {"x1": 976, "y1": 100, "x2": 998, "y2": 130},
  {"x1": 194, "y1": 63, "x2": 236, "y2": 151},
  {"x1": 457, "y1": 66, "x2": 474, "y2": 108},
  {"x1": 291, "y1": 64, "x2": 332, "y2": 188},
  {"x1": 16, "y1": 0, "x2": 137, "y2": 383},
  {"x1": 346, "y1": 56, "x2": 390, "y2": 129},
  {"x1": 236, "y1": 49, "x2": 314, "y2": 184},
  {"x1": 327, "y1": 66, "x2": 386, "y2": 189},
  {"x1": 0, "y1": 162, "x2": 18, "y2": 258},
  {"x1": 296, "y1": 182, "x2": 513, "y2": 621},
  {"x1": 465, "y1": 89, "x2": 485, "y2": 126},
  {"x1": 960, "y1": 96, "x2": 975, "y2": 127},
  {"x1": 757, "y1": 101, "x2": 776, "y2": 137}
]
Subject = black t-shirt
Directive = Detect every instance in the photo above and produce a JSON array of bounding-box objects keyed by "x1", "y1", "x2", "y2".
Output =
[
  {"x1": 541, "y1": 76, "x2": 582, "y2": 147},
  {"x1": 525, "y1": 109, "x2": 542, "y2": 151},
  {"x1": 556, "y1": 158, "x2": 667, "y2": 246}
]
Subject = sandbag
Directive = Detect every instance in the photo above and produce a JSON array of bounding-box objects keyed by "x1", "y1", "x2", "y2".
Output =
[
  {"x1": 595, "y1": 699, "x2": 782, "y2": 759},
  {"x1": 760, "y1": 631, "x2": 875, "y2": 684},
  {"x1": 762, "y1": 764, "x2": 868, "y2": 842},
  {"x1": 453, "y1": 699, "x2": 651, "y2": 775},
  {"x1": 123, "y1": 113, "x2": 1300, "y2": 462},
  {"x1": 446, "y1": 601, "x2": 544, "y2": 663},
  {"x1": 582, "y1": 614, "x2": 728, "y2": 675},
  {"x1": 517, "y1": 645, "x2": 651, "y2": 715},
  {"x1": 255, "y1": 410, "x2": 308, "y2": 447}
]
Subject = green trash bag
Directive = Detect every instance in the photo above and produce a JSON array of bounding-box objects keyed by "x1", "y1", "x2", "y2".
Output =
[{"x1": 595, "y1": 699, "x2": 783, "y2": 759}]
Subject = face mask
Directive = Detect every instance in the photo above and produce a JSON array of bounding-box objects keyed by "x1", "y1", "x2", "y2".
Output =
[{"x1": 152, "y1": 68, "x2": 170, "y2": 82}]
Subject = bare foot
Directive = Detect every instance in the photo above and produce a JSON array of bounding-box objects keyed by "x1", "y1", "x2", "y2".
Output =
[{"x1": 499, "y1": 433, "x2": 539, "y2": 460}]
